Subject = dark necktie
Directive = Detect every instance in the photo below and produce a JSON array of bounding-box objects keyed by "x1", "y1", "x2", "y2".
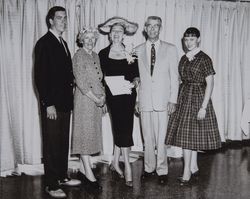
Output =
[
  {"x1": 59, "y1": 36, "x2": 68, "y2": 56},
  {"x1": 151, "y1": 43, "x2": 156, "y2": 76}
]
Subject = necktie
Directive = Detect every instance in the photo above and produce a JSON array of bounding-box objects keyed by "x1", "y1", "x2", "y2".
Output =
[
  {"x1": 59, "y1": 36, "x2": 68, "y2": 56},
  {"x1": 151, "y1": 43, "x2": 156, "y2": 76}
]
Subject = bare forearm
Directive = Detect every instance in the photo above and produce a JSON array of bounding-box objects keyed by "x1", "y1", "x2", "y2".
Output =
[{"x1": 201, "y1": 75, "x2": 214, "y2": 109}]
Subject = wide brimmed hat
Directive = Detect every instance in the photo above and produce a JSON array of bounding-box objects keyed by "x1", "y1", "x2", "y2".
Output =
[{"x1": 98, "y1": 16, "x2": 138, "y2": 35}]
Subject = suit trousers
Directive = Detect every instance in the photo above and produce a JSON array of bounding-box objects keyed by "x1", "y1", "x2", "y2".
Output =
[
  {"x1": 40, "y1": 107, "x2": 70, "y2": 189},
  {"x1": 141, "y1": 110, "x2": 169, "y2": 175}
]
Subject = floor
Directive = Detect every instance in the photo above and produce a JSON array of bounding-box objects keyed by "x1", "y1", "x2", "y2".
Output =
[{"x1": 1, "y1": 141, "x2": 250, "y2": 199}]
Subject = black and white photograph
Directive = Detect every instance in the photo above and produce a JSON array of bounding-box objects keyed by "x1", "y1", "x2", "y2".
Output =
[{"x1": 1, "y1": 0, "x2": 250, "y2": 198}]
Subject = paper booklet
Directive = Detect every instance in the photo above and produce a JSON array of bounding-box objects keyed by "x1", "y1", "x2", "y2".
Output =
[{"x1": 105, "y1": 76, "x2": 133, "y2": 96}]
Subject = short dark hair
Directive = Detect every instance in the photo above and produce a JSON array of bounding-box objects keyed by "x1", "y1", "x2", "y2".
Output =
[
  {"x1": 183, "y1": 27, "x2": 200, "y2": 38},
  {"x1": 145, "y1": 16, "x2": 162, "y2": 28},
  {"x1": 46, "y1": 6, "x2": 66, "y2": 29}
]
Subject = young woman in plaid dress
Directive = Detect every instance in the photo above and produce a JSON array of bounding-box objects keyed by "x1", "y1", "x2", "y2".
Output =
[{"x1": 165, "y1": 27, "x2": 221, "y2": 184}]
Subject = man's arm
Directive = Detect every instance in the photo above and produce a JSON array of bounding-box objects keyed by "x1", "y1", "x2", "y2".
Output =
[
  {"x1": 168, "y1": 45, "x2": 179, "y2": 114},
  {"x1": 34, "y1": 40, "x2": 57, "y2": 119}
]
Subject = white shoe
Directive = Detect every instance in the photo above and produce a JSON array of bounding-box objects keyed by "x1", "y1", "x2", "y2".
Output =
[
  {"x1": 45, "y1": 187, "x2": 66, "y2": 198},
  {"x1": 59, "y1": 178, "x2": 81, "y2": 186}
]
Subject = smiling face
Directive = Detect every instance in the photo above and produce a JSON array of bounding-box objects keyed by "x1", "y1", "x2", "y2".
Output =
[
  {"x1": 81, "y1": 32, "x2": 97, "y2": 51},
  {"x1": 183, "y1": 36, "x2": 200, "y2": 51},
  {"x1": 109, "y1": 24, "x2": 125, "y2": 44},
  {"x1": 145, "y1": 19, "x2": 161, "y2": 42},
  {"x1": 49, "y1": 11, "x2": 67, "y2": 35}
]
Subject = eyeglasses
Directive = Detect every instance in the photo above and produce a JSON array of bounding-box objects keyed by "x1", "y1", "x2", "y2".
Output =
[{"x1": 146, "y1": 24, "x2": 160, "y2": 29}]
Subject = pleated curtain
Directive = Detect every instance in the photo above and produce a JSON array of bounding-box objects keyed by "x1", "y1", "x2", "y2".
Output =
[{"x1": 1, "y1": 0, "x2": 250, "y2": 175}]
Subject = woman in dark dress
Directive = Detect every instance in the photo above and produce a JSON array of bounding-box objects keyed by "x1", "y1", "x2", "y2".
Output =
[
  {"x1": 98, "y1": 17, "x2": 139, "y2": 187},
  {"x1": 165, "y1": 27, "x2": 221, "y2": 185}
]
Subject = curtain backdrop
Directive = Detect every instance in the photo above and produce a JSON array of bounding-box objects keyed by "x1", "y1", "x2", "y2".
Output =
[{"x1": 1, "y1": 0, "x2": 250, "y2": 175}]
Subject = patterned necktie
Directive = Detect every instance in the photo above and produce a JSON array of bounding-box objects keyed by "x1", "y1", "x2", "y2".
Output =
[
  {"x1": 59, "y1": 36, "x2": 68, "y2": 56},
  {"x1": 151, "y1": 43, "x2": 156, "y2": 76}
]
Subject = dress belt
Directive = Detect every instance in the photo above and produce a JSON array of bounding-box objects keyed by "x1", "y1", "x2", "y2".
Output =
[{"x1": 182, "y1": 82, "x2": 204, "y2": 86}]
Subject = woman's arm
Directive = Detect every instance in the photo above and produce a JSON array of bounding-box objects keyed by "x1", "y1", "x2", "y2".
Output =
[{"x1": 197, "y1": 75, "x2": 214, "y2": 120}]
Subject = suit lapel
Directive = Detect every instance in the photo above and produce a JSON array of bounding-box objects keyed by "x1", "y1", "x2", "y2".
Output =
[
  {"x1": 141, "y1": 44, "x2": 151, "y2": 74},
  {"x1": 153, "y1": 41, "x2": 164, "y2": 77}
]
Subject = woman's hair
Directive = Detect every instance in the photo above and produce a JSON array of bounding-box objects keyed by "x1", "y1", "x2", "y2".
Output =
[
  {"x1": 76, "y1": 27, "x2": 99, "y2": 47},
  {"x1": 183, "y1": 27, "x2": 200, "y2": 38},
  {"x1": 110, "y1": 23, "x2": 126, "y2": 34},
  {"x1": 46, "y1": 6, "x2": 66, "y2": 29}
]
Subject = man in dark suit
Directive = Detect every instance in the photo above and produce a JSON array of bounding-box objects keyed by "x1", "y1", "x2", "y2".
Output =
[{"x1": 34, "y1": 6, "x2": 80, "y2": 198}]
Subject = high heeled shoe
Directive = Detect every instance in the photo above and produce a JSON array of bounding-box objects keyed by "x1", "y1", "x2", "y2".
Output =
[
  {"x1": 191, "y1": 170, "x2": 199, "y2": 177},
  {"x1": 124, "y1": 167, "x2": 133, "y2": 187},
  {"x1": 77, "y1": 171, "x2": 102, "y2": 190},
  {"x1": 125, "y1": 180, "x2": 133, "y2": 187},
  {"x1": 109, "y1": 164, "x2": 124, "y2": 179},
  {"x1": 177, "y1": 176, "x2": 193, "y2": 186}
]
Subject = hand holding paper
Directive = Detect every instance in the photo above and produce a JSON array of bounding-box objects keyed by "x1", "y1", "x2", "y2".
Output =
[{"x1": 105, "y1": 76, "x2": 133, "y2": 96}]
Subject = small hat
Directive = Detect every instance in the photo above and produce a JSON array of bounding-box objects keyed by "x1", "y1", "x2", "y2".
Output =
[{"x1": 98, "y1": 16, "x2": 138, "y2": 35}]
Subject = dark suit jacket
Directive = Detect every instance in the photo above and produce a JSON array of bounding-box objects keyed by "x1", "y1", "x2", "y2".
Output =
[{"x1": 34, "y1": 31, "x2": 74, "y2": 112}]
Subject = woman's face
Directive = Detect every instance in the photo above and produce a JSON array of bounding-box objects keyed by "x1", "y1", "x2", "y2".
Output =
[
  {"x1": 82, "y1": 32, "x2": 97, "y2": 51},
  {"x1": 110, "y1": 25, "x2": 125, "y2": 44},
  {"x1": 183, "y1": 36, "x2": 200, "y2": 51}
]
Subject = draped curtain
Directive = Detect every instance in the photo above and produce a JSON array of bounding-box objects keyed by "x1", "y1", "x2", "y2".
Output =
[{"x1": 1, "y1": 0, "x2": 250, "y2": 175}]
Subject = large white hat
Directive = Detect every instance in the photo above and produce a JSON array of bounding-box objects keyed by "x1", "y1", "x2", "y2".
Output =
[{"x1": 98, "y1": 16, "x2": 138, "y2": 35}]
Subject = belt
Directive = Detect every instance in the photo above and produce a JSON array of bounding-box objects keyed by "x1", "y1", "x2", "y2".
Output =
[{"x1": 182, "y1": 82, "x2": 204, "y2": 86}]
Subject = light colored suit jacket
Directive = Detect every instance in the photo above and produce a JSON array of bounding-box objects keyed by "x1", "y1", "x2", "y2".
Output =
[{"x1": 136, "y1": 40, "x2": 179, "y2": 111}]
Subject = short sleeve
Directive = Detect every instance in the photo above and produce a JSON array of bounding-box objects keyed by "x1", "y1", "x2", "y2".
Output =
[{"x1": 202, "y1": 56, "x2": 216, "y2": 77}]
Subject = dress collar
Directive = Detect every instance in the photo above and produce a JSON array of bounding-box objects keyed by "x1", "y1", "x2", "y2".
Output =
[{"x1": 185, "y1": 47, "x2": 201, "y2": 61}]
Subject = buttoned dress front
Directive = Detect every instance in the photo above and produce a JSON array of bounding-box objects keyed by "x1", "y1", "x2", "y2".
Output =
[
  {"x1": 165, "y1": 51, "x2": 221, "y2": 150},
  {"x1": 71, "y1": 48, "x2": 105, "y2": 155}
]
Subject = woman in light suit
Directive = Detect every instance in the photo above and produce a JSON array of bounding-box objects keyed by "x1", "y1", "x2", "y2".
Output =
[{"x1": 71, "y1": 27, "x2": 105, "y2": 191}]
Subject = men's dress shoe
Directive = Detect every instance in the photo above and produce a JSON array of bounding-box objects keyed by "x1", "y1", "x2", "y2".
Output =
[
  {"x1": 59, "y1": 178, "x2": 81, "y2": 186},
  {"x1": 141, "y1": 171, "x2": 156, "y2": 179},
  {"x1": 45, "y1": 187, "x2": 66, "y2": 198},
  {"x1": 158, "y1": 175, "x2": 168, "y2": 184}
]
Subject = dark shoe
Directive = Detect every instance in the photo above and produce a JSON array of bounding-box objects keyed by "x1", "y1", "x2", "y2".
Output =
[
  {"x1": 45, "y1": 187, "x2": 66, "y2": 198},
  {"x1": 77, "y1": 171, "x2": 87, "y2": 183},
  {"x1": 110, "y1": 164, "x2": 124, "y2": 179},
  {"x1": 158, "y1": 175, "x2": 168, "y2": 185},
  {"x1": 84, "y1": 177, "x2": 102, "y2": 191},
  {"x1": 141, "y1": 171, "x2": 156, "y2": 179},
  {"x1": 191, "y1": 170, "x2": 199, "y2": 177},
  {"x1": 59, "y1": 177, "x2": 81, "y2": 186},
  {"x1": 125, "y1": 180, "x2": 133, "y2": 187},
  {"x1": 178, "y1": 176, "x2": 192, "y2": 186}
]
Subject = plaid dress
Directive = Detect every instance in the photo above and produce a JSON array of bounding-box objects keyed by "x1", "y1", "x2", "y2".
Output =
[{"x1": 165, "y1": 51, "x2": 221, "y2": 150}]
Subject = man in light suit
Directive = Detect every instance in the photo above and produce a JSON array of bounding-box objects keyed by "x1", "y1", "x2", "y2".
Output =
[{"x1": 135, "y1": 16, "x2": 179, "y2": 184}]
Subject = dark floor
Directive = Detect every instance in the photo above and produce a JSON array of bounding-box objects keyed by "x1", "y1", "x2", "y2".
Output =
[{"x1": 1, "y1": 141, "x2": 250, "y2": 199}]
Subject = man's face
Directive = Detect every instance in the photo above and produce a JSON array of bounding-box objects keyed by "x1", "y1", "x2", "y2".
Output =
[
  {"x1": 50, "y1": 11, "x2": 67, "y2": 35},
  {"x1": 145, "y1": 19, "x2": 161, "y2": 41}
]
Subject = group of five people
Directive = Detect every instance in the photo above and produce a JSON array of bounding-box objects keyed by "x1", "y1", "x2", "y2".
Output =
[{"x1": 34, "y1": 6, "x2": 221, "y2": 198}]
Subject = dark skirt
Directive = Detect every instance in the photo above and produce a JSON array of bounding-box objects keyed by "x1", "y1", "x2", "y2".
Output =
[{"x1": 107, "y1": 90, "x2": 136, "y2": 147}]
